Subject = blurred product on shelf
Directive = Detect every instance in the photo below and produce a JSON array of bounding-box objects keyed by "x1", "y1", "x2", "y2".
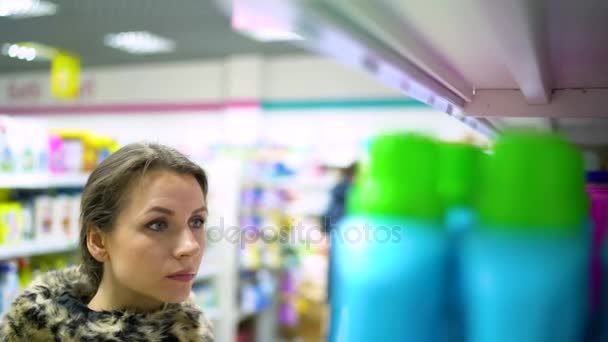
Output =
[
  {"x1": 437, "y1": 142, "x2": 482, "y2": 342},
  {"x1": 192, "y1": 281, "x2": 219, "y2": 315},
  {"x1": 0, "y1": 116, "x2": 48, "y2": 174},
  {"x1": 0, "y1": 116, "x2": 118, "y2": 176},
  {"x1": 330, "y1": 133, "x2": 447, "y2": 342},
  {"x1": 0, "y1": 253, "x2": 77, "y2": 316},
  {"x1": 50, "y1": 130, "x2": 118, "y2": 173},
  {"x1": 237, "y1": 152, "x2": 286, "y2": 339},
  {"x1": 278, "y1": 226, "x2": 328, "y2": 342},
  {"x1": 586, "y1": 171, "x2": 608, "y2": 341},
  {"x1": 240, "y1": 269, "x2": 275, "y2": 316},
  {"x1": 0, "y1": 203, "x2": 22, "y2": 246},
  {"x1": 0, "y1": 118, "x2": 119, "y2": 320},
  {"x1": 462, "y1": 131, "x2": 589, "y2": 342},
  {"x1": 1, "y1": 192, "x2": 81, "y2": 248},
  {"x1": 321, "y1": 163, "x2": 356, "y2": 235},
  {"x1": 236, "y1": 144, "x2": 336, "y2": 341},
  {"x1": 0, "y1": 262, "x2": 19, "y2": 316}
]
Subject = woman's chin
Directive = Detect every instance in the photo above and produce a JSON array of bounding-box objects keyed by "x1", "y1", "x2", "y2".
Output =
[{"x1": 159, "y1": 290, "x2": 192, "y2": 304}]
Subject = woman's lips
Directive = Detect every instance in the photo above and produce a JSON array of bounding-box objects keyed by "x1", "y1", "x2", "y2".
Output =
[{"x1": 166, "y1": 273, "x2": 195, "y2": 282}]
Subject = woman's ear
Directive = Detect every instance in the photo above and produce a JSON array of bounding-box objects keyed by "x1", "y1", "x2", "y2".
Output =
[{"x1": 87, "y1": 226, "x2": 109, "y2": 263}]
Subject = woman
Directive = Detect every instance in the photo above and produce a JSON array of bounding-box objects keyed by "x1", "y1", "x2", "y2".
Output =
[{"x1": 0, "y1": 143, "x2": 214, "y2": 341}]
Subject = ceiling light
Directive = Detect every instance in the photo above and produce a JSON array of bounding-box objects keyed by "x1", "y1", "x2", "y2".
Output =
[
  {"x1": 231, "y1": 0, "x2": 303, "y2": 42},
  {"x1": 238, "y1": 29, "x2": 303, "y2": 42},
  {"x1": 0, "y1": 0, "x2": 57, "y2": 18},
  {"x1": 104, "y1": 31, "x2": 175, "y2": 55},
  {"x1": 2, "y1": 43, "x2": 38, "y2": 61}
]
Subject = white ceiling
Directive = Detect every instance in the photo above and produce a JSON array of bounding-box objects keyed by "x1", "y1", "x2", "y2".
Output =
[
  {"x1": 260, "y1": 0, "x2": 608, "y2": 148},
  {"x1": 0, "y1": 0, "x2": 305, "y2": 73}
]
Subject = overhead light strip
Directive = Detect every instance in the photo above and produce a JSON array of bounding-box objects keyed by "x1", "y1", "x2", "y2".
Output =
[
  {"x1": 0, "y1": 0, "x2": 58, "y2": 18},
  {"x1": 104, "y1": 31, "x2": 175, "y2": 55}
]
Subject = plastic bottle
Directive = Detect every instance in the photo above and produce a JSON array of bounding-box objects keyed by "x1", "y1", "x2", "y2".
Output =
[
  {"x1": 34, "y1": 195, "x2": 53, "y2": 241},
  {"x1": 329, "y1": 133, "x2": 446, "y2": 342},
  {"x1": 586, "y1": 172, "x2": 608, "y2": 341},
  {"x1": 0, "y1": 263, "x2": 6, "y2": 315},
  {"x1": 0, "y1": 122, "x2": 11, "y2": 173},
  {"x1": 461, "y1": 132, "x2": 589, "y2": 342},
  {"x1": 0, "y1": 118, "x2": 15, "y2": 173},
  {"x1": 48, "y1": 135, "x2": 65, "y2": 174},
  {"x1": 0, "y1": 202, "x2": 23, "y2": 246},
  {"x1": 437, "y1": 142, "x2": 482, "y2": 342},
  {"x1": 0, "y1": 262, "x2": 19, "y2": 316}
]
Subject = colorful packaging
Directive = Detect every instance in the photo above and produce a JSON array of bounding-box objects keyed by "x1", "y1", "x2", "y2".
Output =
[
  {"x1": 20, "y1": 201, "x2": 35, "y2": 241},
  {"x1": 52, "y1": 195, "x2": 72, "y2": 240},
  {"x1": 48, "y1": 135, "x2": 65, "y2": 174},
  {"x1": 0, "y1": 119, "x2": 13, "y2": 173},
  {"x1": 34, "y1": 196, "x2": 53, "y2": 241},
  {"x1": 62, "y1": 138, "x2": 84, "y2": 173},
  {"x1": 0, "y1": 202, "x2": 23, "y2": 246}
]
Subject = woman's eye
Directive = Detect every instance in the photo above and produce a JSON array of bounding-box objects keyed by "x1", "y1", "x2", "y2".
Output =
[
  {"x1": 146, "y1": 220, "x2": 168, "y2": 232},
  {"x1": 190, "y1": 217, "x2": 206, "y2": 229}
]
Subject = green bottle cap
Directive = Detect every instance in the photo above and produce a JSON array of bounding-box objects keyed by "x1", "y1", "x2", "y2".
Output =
[
  {"x1": 437, "y1": 143, "x2": 482, "y2": 207},
  {"x1": 478, "y1": 131, "x2": 588, "y2": 234},
  {"x1": 348, "y1": 133, "x2": 443, "y2": 221}
]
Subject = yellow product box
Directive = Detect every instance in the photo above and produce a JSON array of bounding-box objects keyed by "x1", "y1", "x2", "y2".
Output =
[{"x1": 0, "y1": 202, "x2": 23, "y2": 246}]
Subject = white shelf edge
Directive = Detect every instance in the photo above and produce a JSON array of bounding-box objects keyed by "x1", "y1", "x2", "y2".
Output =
[
  {"x1": 0, "y1": 240, "x2": 78, "y2": 260},
  {"x1": 0, "y1": 173, "x2": 90, "y2": 189}
]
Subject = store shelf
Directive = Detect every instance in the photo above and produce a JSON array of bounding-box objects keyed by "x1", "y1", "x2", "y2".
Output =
[
  {"x1": 255, "y1": 176, "x2": 337, "y2": 191},
  {"x1": 0, "y1": 172, "x2": 90, "y2": 189},
  {"x1": 0, "y1": 240, "x2": 78, "y2": 260}
]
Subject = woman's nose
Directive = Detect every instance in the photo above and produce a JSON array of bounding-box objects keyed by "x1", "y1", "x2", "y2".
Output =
[{"x1": 175, "y1": 227, "x2": 202, "y2": 258}]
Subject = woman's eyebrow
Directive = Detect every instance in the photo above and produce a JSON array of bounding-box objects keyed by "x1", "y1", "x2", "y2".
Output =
[
  {"x1": 147, "y1": 206, "x2": 174, "y2": 215},
  {"x1": 191, "y1": 206, "x2": 208, "y2": 215}
]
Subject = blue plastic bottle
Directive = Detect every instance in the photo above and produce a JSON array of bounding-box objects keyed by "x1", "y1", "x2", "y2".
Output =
[
  {"x1": 437, "y1": 143, "x2": 482, "y2": 342},
  {"x1": 461, "y1": 132, "x2": 590, "y2": 342},
  {"x1": 329, "y1": 133, "x2": 447, "y2": 341}
]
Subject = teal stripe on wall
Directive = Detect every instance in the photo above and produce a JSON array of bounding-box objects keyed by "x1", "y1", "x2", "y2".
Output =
[{"x1": 261, "y1": 98, "x2": 429, "y2": 111}]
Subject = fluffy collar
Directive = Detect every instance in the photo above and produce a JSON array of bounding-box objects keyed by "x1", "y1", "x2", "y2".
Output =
[{"x1": 0, "y1": 266, "x2": 214, "y2": 341}]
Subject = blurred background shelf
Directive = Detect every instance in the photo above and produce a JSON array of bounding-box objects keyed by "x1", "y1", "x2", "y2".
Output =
[
  {"x1": 0, "y1": 173, "x2": 89, "y2": 189},
  {"x1": 0, "y1": 240, "x2": 78, "y2": 261}
]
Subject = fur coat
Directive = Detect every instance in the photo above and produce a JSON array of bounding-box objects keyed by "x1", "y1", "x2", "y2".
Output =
[{"x1": 0, "y1": 266, "x2": 214, "y2": 341}]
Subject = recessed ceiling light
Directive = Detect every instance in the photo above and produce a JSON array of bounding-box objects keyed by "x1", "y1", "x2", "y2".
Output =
[
  {"x1": 0, "y1": 0, "x2": 58, "y2": 18},
  {"x1": 231, "y1": 1, "x2": 303, "y2": 42},
  {"x1": 104, "y1": 31, "x2": 175, "y2": 55},
  {"x1": 2, "y1": 43, "x2": 38, "y2": 61},
  {"x1": 1, "y1": 42, "x2": 56, "y2": 61}
]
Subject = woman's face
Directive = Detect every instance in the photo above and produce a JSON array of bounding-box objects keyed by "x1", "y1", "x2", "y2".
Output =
[{"x1": 104, "y1": 170, "x2": 207, "y2": 306}]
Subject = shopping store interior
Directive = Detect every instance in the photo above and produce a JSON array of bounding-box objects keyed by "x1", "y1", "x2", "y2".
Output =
[{"x1": 1, "y1": 1, "x2": 607, "y2": 341}]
